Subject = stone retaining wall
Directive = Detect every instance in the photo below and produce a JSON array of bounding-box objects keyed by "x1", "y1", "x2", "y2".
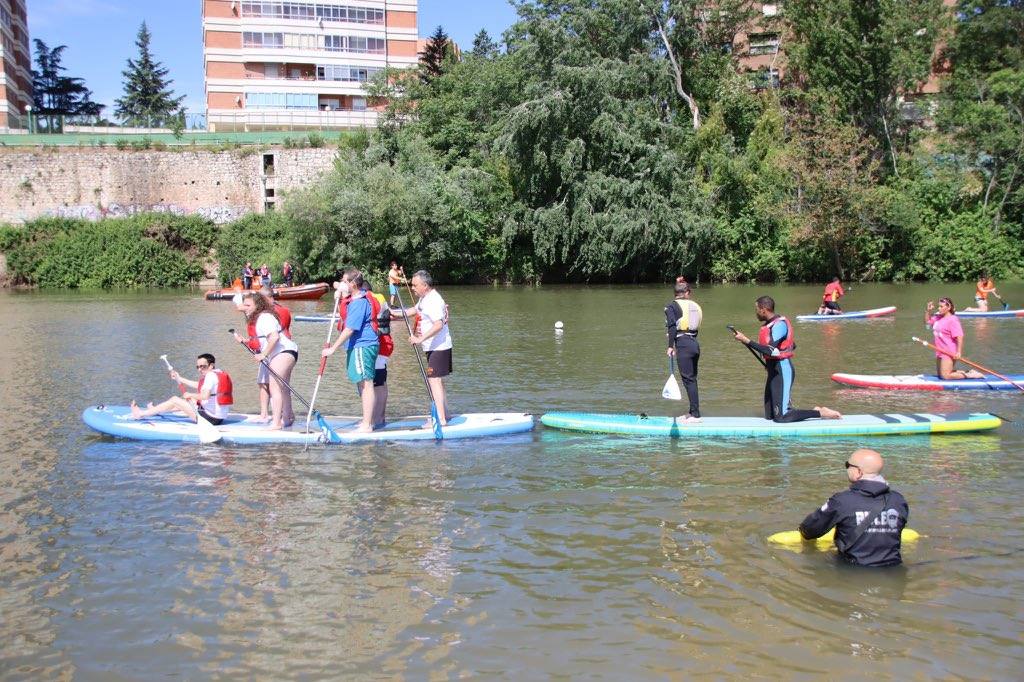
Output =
[{"x1": 0, "y1": 147, "x2": 338, "y2": 225}]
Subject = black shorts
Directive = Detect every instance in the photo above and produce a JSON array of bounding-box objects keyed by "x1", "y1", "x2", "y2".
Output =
[
  {"x1": 197, "y1": 408, "x2": 224, "y2": 426},
  {"x1": 823, "y1": 300, "x2": 840, "y2": 311},
  {"x1": 373, "y1": 367, "x2": 388, "y2": 387},
  {"x1": 425, "y1": 349, "x2": 452, "y2": 378}
]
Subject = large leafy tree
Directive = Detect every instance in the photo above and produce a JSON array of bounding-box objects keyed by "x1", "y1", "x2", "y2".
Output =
[
  {"x1": 784, "y1": 0, "x2": 947, "y2": 175},
  {"x1": 31, "y1": 40, "x2": 104, "y2": 131},
  {"x1": 939, "y1": 0, "x2": 1024, "y2": 227},
  {"x1": 115, "y1": 22, "x2": 185, "y2": 127}
]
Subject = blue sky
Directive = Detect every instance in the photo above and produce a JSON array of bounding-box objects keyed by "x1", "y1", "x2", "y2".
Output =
[{"x1": 27, "y1": 0, "x2": 520, "y2": 113}]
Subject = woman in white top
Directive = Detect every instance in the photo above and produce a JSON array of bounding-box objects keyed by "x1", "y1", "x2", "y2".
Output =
[{"x1": 241, "y1": 292, "x2": 298, "y2": 430}]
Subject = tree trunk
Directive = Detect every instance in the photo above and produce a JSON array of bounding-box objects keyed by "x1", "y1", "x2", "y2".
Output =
[{"x1": 651, "y1": 9, "x2": 701, "y2": 130}]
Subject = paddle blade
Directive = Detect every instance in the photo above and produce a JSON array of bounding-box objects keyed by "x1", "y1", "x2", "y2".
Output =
[
  {"x1": 662, "y1": 374, "x2": 682, "y2": 401},
  {"x1": 430, "y1": 403, "x2": 444, "y2": 440},
  {"x1": 317, "y1": 412, "x2": 342, "y2": 443},
  {"x1": 195, "y1": 414, "x2": 222, "y2": 444}
]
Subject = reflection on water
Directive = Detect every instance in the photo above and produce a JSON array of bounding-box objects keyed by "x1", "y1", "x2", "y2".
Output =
[{"x1": 1, "y1": 284, "x2": 1023, "y2": 677}]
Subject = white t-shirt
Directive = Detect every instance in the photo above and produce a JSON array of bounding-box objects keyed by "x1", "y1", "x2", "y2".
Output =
[
  {"x1": 198, "y1": 371, "x2": 229, "y2": 419},
  {"x1": 416, "y1": 289, "x2": 452, "y2": 352},
  {"x1": 255, "y1": 312, "x2": 299, "y2": 357}
]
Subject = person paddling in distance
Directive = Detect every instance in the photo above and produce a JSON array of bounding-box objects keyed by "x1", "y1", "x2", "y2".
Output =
[
  {"x1": 925, "y1": 297, "x2": 984, "y2": 379},
  {"x1": 799, "y1": 448, "x2": 909, "y2": 567},
  {"x1": 387, "y1": 261, "x2": 404, "y2": 307},
  {"x1": 817, "y1": 277, "x2": 845, "y2": 315},
  {"x1": 396, "y1": 270, "x2": 453, "y2": 428},
  {"x1": 963, "y1": 272, "x2": 1002, "y2": 312},
  {"x1": 129, "y1": 354, "x2": 232, "y2": 426},
  {"x1": 731, "y1": 295, "x2": 842, "y2": 423},
  {"x1": 236, "y1": 292, "x2": 298, "y2": 430},
  {"x1": 322, "y1": 270, "x2": 379, "y2": 433},
  {"x1": 242, "y1": 262, "x2": 254, "y2": 290},
  {"x1": 665, "y1": 280, "x2": 702, "y2": 423}
]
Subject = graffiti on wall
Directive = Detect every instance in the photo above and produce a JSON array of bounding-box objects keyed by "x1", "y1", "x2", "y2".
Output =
[{"x1": 48, "y1": 204, "x2": 249, "y2": 224}]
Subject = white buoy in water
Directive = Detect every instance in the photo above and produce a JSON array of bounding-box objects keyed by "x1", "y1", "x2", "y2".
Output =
[{"x1": 554, "y1": 321, "x2": 564, "y2": 330}]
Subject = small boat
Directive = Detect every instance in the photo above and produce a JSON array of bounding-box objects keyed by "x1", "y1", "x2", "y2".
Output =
[
  {"x1": 204, "y1": 282, "x2": 330, "y2": 301},
  {"x1": 539, "y1": 411, "x2": 1000, "y2": 437},
  {"x1": 956, "y1": 308, "x2": 1024, "y2": 318},
  {"x1": 796, "y1": 306, "x2": 897, "y2": 321},
  {"x1": 832, "y1": 372, "x2": 1024, "y2": 391},
  {"x1": 84, "y1": 406, "x2": 534, "y2": 444}
]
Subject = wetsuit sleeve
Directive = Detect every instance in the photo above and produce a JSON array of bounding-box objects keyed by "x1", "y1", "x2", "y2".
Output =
[
  {"x1": 799, "y1": 495, "x2": 840, "y2": 539},
  {"x1": 665, "y1": 303, "x2": 680, "y2": 347}
]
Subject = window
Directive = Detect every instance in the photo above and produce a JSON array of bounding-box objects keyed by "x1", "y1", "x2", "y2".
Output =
[
  {"x1": 352, "y1": 97, "x2": 366, "y2": 111},
  {"x1": 316, "y1": 64, "x2": 383, "y2": 82},
  {"x1": 748, "y1": 68, "x2": 780, "y2": 90},
  {"x1": 0, "y1": 6, "x2": 11, "y2": 30},
  {"x1": 748, "y1": 33, "x2": 780, "y2": 56},
  {"x1": 264, "y1": 63, "x2": 281, "y2": 78},
  {"x1": 243, "y1": 32, "x2": 284, "y2": 49},
  {"x1": 246, "y1": 92, "x2": 318, "y2": 109},
  {"x1": 245, "y1": 31, "x2": 386, "y2": 55},
  {"x1": 242, "y1": 2, "x2": 384, "y2": 24}
]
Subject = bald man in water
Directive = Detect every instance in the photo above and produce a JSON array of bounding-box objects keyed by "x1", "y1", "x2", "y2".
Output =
[{"x1": 799, "y1": 449, "x2": 909, "y2": 567}]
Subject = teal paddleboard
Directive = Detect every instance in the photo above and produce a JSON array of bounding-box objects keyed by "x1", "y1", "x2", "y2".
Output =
[{"x1": 539, "y1": 412, "x2": 1001, "y2": 438}]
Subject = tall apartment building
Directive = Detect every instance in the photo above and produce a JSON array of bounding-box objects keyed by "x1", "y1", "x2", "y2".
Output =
[
  {"x1": 201, "y1": 0, "x2": 419, "y2": 131},
  {"x1": 0, "y1": 0, "x2": 31, "y2": 131}
]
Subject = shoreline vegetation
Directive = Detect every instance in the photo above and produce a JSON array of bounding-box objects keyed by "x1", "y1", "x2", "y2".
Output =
[{"x1": 2, "y1": 0, "x2": 1022, "y2": 289}]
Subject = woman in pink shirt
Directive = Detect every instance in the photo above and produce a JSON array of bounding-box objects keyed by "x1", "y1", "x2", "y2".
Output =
[{"x1": 925, "y1": 297, "x2": 984, "y2": 380}]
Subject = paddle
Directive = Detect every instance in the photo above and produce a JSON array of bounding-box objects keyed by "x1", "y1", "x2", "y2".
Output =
[
  {"x1": 305, "y1": 285, "x2": 342, "y2": 435},
  {"x1": 228, "y1": 329, "x2": 343, "y2": 443},
  {"x1": 662, "y1": 356, "x2": 682, "y2": 400},
  {"x1": 159, "y1": 354, "x2": 222, "y2": 444},
  {"x1": 394, "y1": 288, "x2": 444, "y2": 440},
  {"x1": 727, "y1": 325, "x2": 766, "y2": 368},
  {"x1": 910, "y1": 336, "x2": 1024, "y2": 393}
]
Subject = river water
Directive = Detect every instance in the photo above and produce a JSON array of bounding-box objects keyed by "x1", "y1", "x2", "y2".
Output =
[{"x1": 1, "y1": 283, "x2": 1022, "y2": 679}]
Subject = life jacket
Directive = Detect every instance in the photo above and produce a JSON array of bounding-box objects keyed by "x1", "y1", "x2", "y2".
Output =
[
  {"x1": 207, "y1": 369, "x2": 234, "y2": 406},
  {"x1": 758, "y1": 315, "x2": 795, "y2": 361},
  {"x1": 246, "y1": 319, "x2": 261, "y2": 352},
  {"x1": 975, "y1": 279, "x2": 993, "y2": 300},
  {"x1": 368, "y1": 292, "x2": 394, "y2": 358},
  {"x1": 823, "y1": 282, "x2": 844, "y2": 302},
  {"x1": 674, "y1": 299, "x2": 702, "y2": 332},
  {"x1": 273, "y1": 303, "x2": 293, "y2": 339}
]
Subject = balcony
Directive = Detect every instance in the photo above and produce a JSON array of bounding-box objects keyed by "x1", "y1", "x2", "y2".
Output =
[{"x1": 207, "y1": 108, "x2": 380, "y2": 132}]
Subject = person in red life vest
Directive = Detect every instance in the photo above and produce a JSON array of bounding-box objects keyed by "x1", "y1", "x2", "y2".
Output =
[
  {"x1": 362, "y1": 280, "x2": 394, "y2": 427},
  {"x1": 732, "y1": 295, "x2": 842, "y2": 423},
  {"x1": 129, "y1": 354, "x2": 232, "y2": 425},
  {"x1": 239, "y1": 292, "x2": 299, "y2": 430},
  {"x1": 323, "y1": 269, "x2": 379, "y2": 433},
  {"x1": 233, "y1": 289, "x2": 294, "y2": 423},
  {"x1": 817, "y1": 277, "x2": 846, "y2": 315}
]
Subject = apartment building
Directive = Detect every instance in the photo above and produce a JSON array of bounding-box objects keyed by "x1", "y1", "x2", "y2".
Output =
[
  {"x1": 0, "y1": 0, "x2": 31, "y2": 131},
  {"x1": 201, "y1": 0, "x2": 419, "y2": 131}
]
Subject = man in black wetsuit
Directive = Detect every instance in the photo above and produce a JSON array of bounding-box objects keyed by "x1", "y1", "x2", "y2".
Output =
[
  {"x1": 799, "y1": 449, "x2": 909, "y2": 567},
  {"x1": 665, "y1": 281, "x2": 702, "y2": 422},
  {"x1": 731, "y1": 295, "x2": 842, "y2": 423}
]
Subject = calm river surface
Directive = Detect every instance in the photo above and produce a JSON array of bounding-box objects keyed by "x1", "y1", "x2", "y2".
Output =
[{"x1": 1, "y1": 283, "x2": 1023, "y2": 679}]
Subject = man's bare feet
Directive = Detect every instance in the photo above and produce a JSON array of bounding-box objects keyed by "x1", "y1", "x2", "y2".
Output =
[
  {"x1": 129, "y1": 401, "x2": 144, "y2": 419},
  {"x1": 265, "y1": 423, "x2": 283, "y2": 431},
  {"x1": 353, "y1": 424, "x2": 374, "y2": 433},
  {"x1": 679, "y1": 415, "x2": 702, "y2": 423},
  {"x1": 815, "y1": 406, "x2": 843, "y2": 419}
]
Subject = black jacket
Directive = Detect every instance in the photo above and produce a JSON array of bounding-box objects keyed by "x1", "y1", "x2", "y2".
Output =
[{"x1": 799, "y1": 479, "x2": 909, "y2": 567}]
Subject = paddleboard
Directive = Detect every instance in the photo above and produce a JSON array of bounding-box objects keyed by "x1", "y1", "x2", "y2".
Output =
[
  {"x1": 768, "y1": 528, "x2": 921, "y2": 550},
  {"x1": 796, "y1": 306, "x2": 897, "y2": 321},
  {"x1": 83, "y1": 406, "x2": 533, "y2": 445},
  {"x1": 294, "y1": 314, "x2": 334, "y2": 323},
  {"x1": 832, "y1": 372, "x2": 1024, "y2": 391},
  {"x1": 957, "y1": 309, "x2": 1024, "y2": 318},
  {"x1": 539, "y1": 411, "x2": 1000, "y2": 437}
]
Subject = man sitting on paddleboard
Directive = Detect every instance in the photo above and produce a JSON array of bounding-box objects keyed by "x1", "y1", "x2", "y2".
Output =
[
  {"x1": 925, "y1": 298, "x2": 984, "y2": 380},
  {"x1": 817, "y1": 277, "x2": 845, "y2": 315},
  {"x1": 799, "y1": 449, "x2": 909, "y2": 567},
  {"x1": 129, "y1": 354, "x2": 232, "y2": 426},
  {"x1": 732, "y1": 295, "x2": 842, "y2": 423},
  {"x1": 665, "y1": 280, "x2": 701, "y2": 423},
  {"x1": 963, "y1": 273, "x2": 1001, "y2": 312}
]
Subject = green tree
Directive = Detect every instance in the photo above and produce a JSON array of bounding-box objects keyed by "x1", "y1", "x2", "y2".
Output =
[
  {"x1": 115, "y1": 22, "x2": 185, "y2": 127},
  {"x1": 471, "y1": 28, "x2": 500, "y2": 58},
  {"x1": 420, "y1": 25, "x2": 454, "y2": 83},
  {"x1": 31, "y1": 40, "x2": 104, "y2": 131},
  {"x1": 784, "y1": 0, "x2": 947, "y2": 175}
]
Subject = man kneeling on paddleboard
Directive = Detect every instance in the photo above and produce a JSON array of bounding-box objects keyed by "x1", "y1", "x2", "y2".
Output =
[
  {"x1": 731, "y1": 295, "x2": 842, "y2": 423},
  {"x1": 129, "y1": 354, "x2": 232, "y2": 426},
  {"x1": 799, "y1": 449, "x2": 909, "y2": 567}
]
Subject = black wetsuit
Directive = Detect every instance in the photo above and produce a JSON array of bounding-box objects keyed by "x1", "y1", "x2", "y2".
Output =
[
  {"x1": 745, "y1": 316, "x2": 821, "y2": 423},
  {"x1": 665, "y1": 298, "x2": 700, "y2": 418},
  {"x1": 799, "y1": 479, "x2": 909, "y2": 567}
]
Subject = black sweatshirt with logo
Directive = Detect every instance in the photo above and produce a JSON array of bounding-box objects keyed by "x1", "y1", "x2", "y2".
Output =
[{"x1": 799, "y1": 479, "x2": 910, "y2": 567}]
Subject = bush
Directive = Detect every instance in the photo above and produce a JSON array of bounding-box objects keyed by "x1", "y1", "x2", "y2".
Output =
[
  {"x1": 114, "y1": 138, "x2": 129, "y2": 150},
  {"x1": 215, "y1": 212, "x2": 293, "y2": 285},
  {"x1": 0, "y1": 225, "x2": 26, "y2": 251},
  {"x1": 307, "y1": 132, "x2": 326, "y2": 148},
  {"x1": 913, "y1": 210, "x2": 1020, "y2": 281}
]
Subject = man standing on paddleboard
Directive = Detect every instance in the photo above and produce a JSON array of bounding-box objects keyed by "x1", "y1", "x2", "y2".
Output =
[
  {"x1": 799, "y1": 449, "x2": 909, "y2": 567},
  {"x1": 665, "y1": 280, "x2": 702, "y2": 423},
  {"x1": 398, "y1": 270, "x2": 453, "y2": 429},
  {"x1": 732, "y1": 295, "x2": 842, "y2": 423}
]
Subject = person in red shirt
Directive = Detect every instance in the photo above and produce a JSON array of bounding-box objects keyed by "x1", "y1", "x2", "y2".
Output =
[{"x1": 817, "y1": 277, "x2": 846, "y2": 315}]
